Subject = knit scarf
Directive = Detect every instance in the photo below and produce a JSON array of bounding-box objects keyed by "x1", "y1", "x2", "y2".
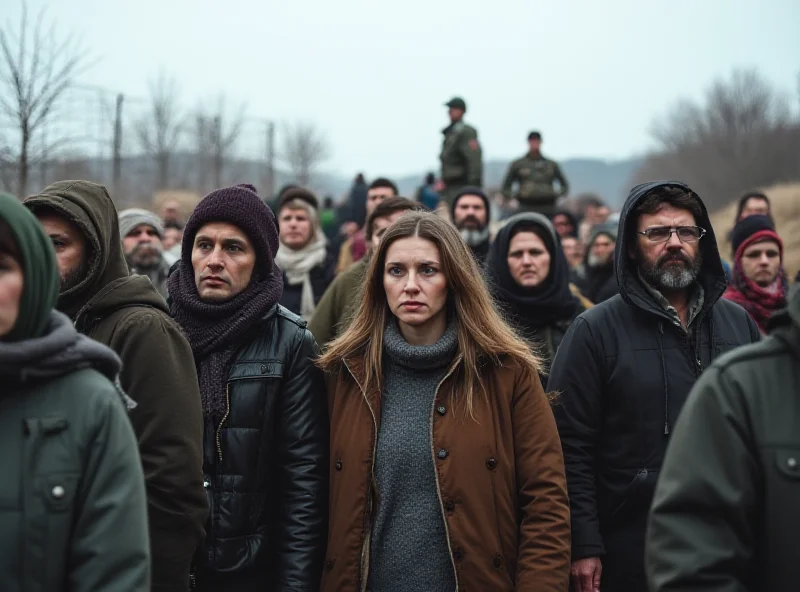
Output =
[
  {"x1": 275, "y1": 234, "x2": 328, "y2": 318},
  {"x1": 168, "y1": 262, "x2": 284, "y2": 417},
  {"x1": 723, "y1": 260, "x2": 787, "y2": 334}
]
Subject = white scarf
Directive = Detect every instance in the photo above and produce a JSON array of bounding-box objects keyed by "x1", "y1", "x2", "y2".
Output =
[{"x1": 275, "y1": 234, "x2": 328, "y2": 318}]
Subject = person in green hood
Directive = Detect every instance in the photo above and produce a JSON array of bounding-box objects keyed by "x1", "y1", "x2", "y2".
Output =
[
  {"x1": 24, "y1": 181, "x2": 208, "y2": 592},
  {"x1": 0, "y1": 191, "x2": 150, "y2": 591}
]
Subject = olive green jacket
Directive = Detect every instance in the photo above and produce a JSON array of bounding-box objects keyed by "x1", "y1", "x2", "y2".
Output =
[
  {"x1": 440, "y1": 120, "x2": 483, "y2": 187},
  {"x1": 501, "y1": 152, "x2": 569, "y2": 208}
]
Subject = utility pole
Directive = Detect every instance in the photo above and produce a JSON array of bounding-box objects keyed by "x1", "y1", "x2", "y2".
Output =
[
  {"x1": 112, "y1": 93, "x2": 124, "y2": 195},
  {"x1": 213, "y1": 115, "x2": 223, "y2": 189}
]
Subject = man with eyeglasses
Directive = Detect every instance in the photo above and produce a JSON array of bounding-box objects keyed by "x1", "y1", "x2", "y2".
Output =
[{"x1": 548, "y1": 181, "x2": 760, "y2": 592}]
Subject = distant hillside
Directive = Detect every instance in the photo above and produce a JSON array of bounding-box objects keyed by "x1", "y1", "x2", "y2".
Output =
[{"x1": 8, "y1": 153, "x2": 643, "y2": 211}]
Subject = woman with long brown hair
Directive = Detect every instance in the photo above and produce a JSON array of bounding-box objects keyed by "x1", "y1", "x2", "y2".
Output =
[{"x1": 318, "y1": 211, "x2": 570, "y2": 591}]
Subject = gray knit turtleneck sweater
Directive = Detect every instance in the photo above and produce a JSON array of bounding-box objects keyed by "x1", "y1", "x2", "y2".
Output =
[{"x1": 368, "y1": 319, "x2": 458, "y2": 592}]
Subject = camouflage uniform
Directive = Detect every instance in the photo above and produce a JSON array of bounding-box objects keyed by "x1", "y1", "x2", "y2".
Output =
[
  {"x1": 440, "y1": 121, "x2": 483, "y2": 205},
  {"x1": 501, "y1": 152, "x2": 569, "y2": 217}
]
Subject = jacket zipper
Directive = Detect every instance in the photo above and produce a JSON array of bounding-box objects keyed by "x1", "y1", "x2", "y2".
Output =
[
  {"x1": 429, "y1": 360, "x2": 461, "y2": 590},
  {"x1": 215, "y1": 383, "x2": 231, "y2": 463},
  {"x1": 342, "y1": 360, "x2": 379, "y2": 592}
]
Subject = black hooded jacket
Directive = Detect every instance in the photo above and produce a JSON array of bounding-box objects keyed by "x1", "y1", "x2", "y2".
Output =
[{"x1": 548, "y1": 182, "x2": 760, "y2": 576}]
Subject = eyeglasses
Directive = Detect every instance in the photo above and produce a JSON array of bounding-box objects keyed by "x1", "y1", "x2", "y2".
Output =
[{"x1": 637, "y1": 226, "x2": 706, "y2": 243}]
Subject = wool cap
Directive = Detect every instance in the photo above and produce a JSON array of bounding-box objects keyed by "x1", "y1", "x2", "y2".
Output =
[
  {"x1": 182, "y1": 184, "x2": 279, "y2": 277},
  {"x1": 118, "y1": 208, "x2": 164, "y2": 239},
  {"x1": 278, "y1": 187, "x2": 319, "y2": 212},
  {"x1": 731, "y1": 214, "x2": 779, "y2": 257}
]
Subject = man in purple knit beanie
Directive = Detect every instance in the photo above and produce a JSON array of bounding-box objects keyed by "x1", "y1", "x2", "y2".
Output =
[{"x1": 168, "y1": 183, "x2": 329, "y2": 591}]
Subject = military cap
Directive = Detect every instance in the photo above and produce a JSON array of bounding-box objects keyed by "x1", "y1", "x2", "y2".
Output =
[
  {"x1": 528, "y1": 131, "x2": 542, "y2": 141},
  {"x1": 445, "y1": 97, "x2": 467, "y2": 111}
]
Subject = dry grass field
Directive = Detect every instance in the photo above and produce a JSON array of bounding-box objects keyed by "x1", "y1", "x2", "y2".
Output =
[{"x1": 710, "y1": 183, "x2": 800, "y2": 279}]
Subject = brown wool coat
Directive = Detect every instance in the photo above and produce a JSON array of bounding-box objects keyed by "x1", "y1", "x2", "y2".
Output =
[{"x1": 323, "y1": 353, "x2": 571, "y2": 592}]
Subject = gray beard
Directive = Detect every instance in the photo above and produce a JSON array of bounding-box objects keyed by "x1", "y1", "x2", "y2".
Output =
[
  {"x1": 588, "y1": 253, "x2": 610, "y2": 268},
  {"x1": 640, "y1": 252, "x2": 703, "y2": 290},
  {"x1": 459, "y1": 226, "x2": 490, "y2": 247}
]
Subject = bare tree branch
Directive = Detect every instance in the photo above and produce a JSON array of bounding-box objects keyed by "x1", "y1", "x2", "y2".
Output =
[
  {"x1": 135, "y1": 70, "x2": 184, "y2": 189},
  {"x1": 633, "y1": 68, "x2": 800, "y2": 212},
  {"x1": 280, "y1": 120, "x2": 330, "y2": 186},
  {"x1": 192, "y1": 95, "x2": 246, "y2": 190},
  {"x1": 0, "y1": 0, "x2": 90, "y2": 196}
]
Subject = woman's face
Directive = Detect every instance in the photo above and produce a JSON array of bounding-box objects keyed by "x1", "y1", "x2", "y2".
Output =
[
  {"x1": 279, "y1": 207, "x2": 314, "y2": 250},
  {"x1": 507, "y1": 231, "x2": 551, "y2": 288},
  {"x1": 0, "y1": 250, "x2": 23, "y2": 338},
  {"x1": 383, "y1": 236, "x2": 448, "y2": 329}
]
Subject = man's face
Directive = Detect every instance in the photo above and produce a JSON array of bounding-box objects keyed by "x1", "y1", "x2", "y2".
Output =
[
  {"x1": 552, "y1": 214, "x2": 574, "y2": 238},
  {"x1": 191, "y1": 222, "x2": 256, "y2": 303},
  {"x1": 163, "y1": 227, "x2": 182, "y2": 250},
  {"x1": 739, "y1": 197, "x2": 770, "y2": 220},
  {"x1": 366, "y1": 186, "x2": 396, "y2": 216},
  {"x1": 448, "y1": 107, "x2": 464, "y2": 123},
  {"x1": 162, "y1": 200, "x2": 180, "y2": 222},
  {"x1": 634, "y1": 203, "x2": 703, "y2": 291},
  {"x1": 560, "y1": 237, "x2": 583, "y2": 268},
  {"x1": 453, "y1": 195, "x2": 487, "y2": 230},
  {"x1": 741, "y1": 239, "x2": 781, "y2": 287},
  {"x1": 507, "y1": 231, "x2": 551, "y2": 288},
  {"x1": 279, "y1": 207, "x2": 314, "y2": 250},
  {"x1": 528, "y1": 138, "x2": 542, "y2": 153},
  {"x1": 589, "y1": 234, "x2": 615, "y2": 267},
  {"x1": 36, "y1": 212, "x2": 89, "y2": 292},
  {"x1": 122, "y1": 224, "x2": 163, "y2": 268},
  {"x1": 371, "y1": 210, "x2": 408, "y2": 250}
]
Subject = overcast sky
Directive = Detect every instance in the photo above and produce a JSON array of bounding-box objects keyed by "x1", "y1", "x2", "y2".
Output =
[{"x1": 6, "y1": 0, "x2": 799, "y2": 179}]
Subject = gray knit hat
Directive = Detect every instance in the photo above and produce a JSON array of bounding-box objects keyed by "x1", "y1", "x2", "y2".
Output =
[{"x1": 118, "y1": 208, "x2": 164, "y2": 240}]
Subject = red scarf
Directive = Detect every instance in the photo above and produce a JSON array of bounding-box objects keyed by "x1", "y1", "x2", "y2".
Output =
[{"x1": 722, "y1": 231, "x2": 787, "y2": 333}]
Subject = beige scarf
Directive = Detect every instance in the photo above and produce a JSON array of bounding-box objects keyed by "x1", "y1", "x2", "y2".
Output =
[{"x1": 275, "y1": 234, "x2": 328, "y2": 318}]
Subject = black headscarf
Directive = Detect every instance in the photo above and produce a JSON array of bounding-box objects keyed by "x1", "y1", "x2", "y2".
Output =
[{"x1": 487, "y1": 212, "x2": 582, "y2": 331}]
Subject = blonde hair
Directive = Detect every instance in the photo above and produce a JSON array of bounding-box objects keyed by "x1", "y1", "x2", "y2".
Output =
[
  {"x1": 317, "y1": 211, "x2": 543, "y2": 417},
  {"x1": 279, "y1": 198, "x2": 320, "y2": 241}
]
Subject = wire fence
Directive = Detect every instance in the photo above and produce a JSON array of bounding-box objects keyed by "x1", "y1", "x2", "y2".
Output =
[{"x1": 0, "y1": 82, "x2": 277, "y2": 208}]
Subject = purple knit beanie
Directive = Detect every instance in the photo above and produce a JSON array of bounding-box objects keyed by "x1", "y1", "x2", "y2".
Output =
[{"x1": 182, "y1": 184, "x2": 279, "y2": 277}]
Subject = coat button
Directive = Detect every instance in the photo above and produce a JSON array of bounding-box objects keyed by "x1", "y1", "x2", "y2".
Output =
[
  {"x1": 437, "y1": 449, "x2": 449, "y2": 460},
  {"x1": 453, "y1": 548, "x2": 464, "y2": 561},
  {"x1": 492, "y1": 554, "x2": 503, "y2": 569},
  {"x1": 203, "y1": 480, "x2": 210, "y2": 489},
  {"x1": 437, "y1": 405, "x2": 446, "y2": 416},
  {"x1": 260, "y1": 364, "x2": 268, "y2": 373},
  {"x1": 788, "y1": 457, "x2": 798, "y2": 469},
  {"x1": 486, "y1": 457, "x2": 498, "y2": 470},
  {"x1": 51, "y1": 485, "x2": 65, "y2": 499},
  {"x1": 335, "y1": 459, "x2": 343, "y2": 471},
  {"x1": 444, "y1": 499, "x2": 455, "y2": 512}
]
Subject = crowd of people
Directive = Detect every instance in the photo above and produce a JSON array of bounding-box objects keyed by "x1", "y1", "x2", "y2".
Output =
[{"x1": 1, "y1": 98, "x2": 798, "y2": 592}]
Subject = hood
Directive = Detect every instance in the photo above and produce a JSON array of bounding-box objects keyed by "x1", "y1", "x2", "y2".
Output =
[
  {"x1": 553, "y1": 208, "x2": 580, "y2": 238},
  {"x1": 74, "y1": 275, "x2": 169, "y2": 333},
  {"x1": 615, "y1": 181, "x2": 727, "y2": 317},
  {"x1": 487, "y1": 212, "x2": 580, "y2": 324},
  {"x1": 24, "y1": 180, "x2": 130, "y2": 319},
  {"x1": 0, "y1": 310, "x2": 120, "y2": 384}
]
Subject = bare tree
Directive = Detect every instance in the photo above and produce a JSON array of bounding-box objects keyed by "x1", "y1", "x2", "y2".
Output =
[
  {"x1": 281, "y1": 121, "x2": 330, "y2": 186},
  {"x1": 135, "y1": 71, "x2": 184, "y2": 190},
  {"x1": 192, "y1": 96, "x2": 245, "y2": 191},
  {"x1": 0, "y1": 1, "x2": 90, "y2": 196},
  {"x1": 633, "y1": 69, "x2": 800, "y2": 211}
]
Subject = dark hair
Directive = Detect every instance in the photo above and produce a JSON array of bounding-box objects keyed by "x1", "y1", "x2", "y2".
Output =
[
  {"x1": 0, "y1": 217, "x2": 20, "y2": 261},
  {"x1": 323, "y1": 196, "x2": 334, "y2": 209},
  {"x1": 365, "y1": 197, "x2": 424, "y2": 240},
  {"x1": 369, "y1": 177, "x2": 399, "y2": 196},
  {"x1": 425, "y1": 172, "x2": 435, "y2": 185},
  {"x1": 633, "y1": 186, "x2": 703, "y2": 221},
  {"x1": 735, "y1": 190, "x2": 770, "y2": 219},
  {"x1": 164, "y1": 220, "x2": 184, "y2": 231},
  {"x1": 508, "y1": 220, "x2": 555, "y2": 255}
]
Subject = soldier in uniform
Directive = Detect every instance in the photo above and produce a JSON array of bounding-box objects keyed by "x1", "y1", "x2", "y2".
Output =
[
  {"x1": 439, "y1": 97, "x2": 483, "y2": 206},
  {"x1": 502, "y1": 131, "x2": 569, "y2": 217}
]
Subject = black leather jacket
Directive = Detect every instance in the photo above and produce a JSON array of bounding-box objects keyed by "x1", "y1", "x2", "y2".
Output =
[{"x1": 194, "y1": 305, "x2": 329, "y2": 591}]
